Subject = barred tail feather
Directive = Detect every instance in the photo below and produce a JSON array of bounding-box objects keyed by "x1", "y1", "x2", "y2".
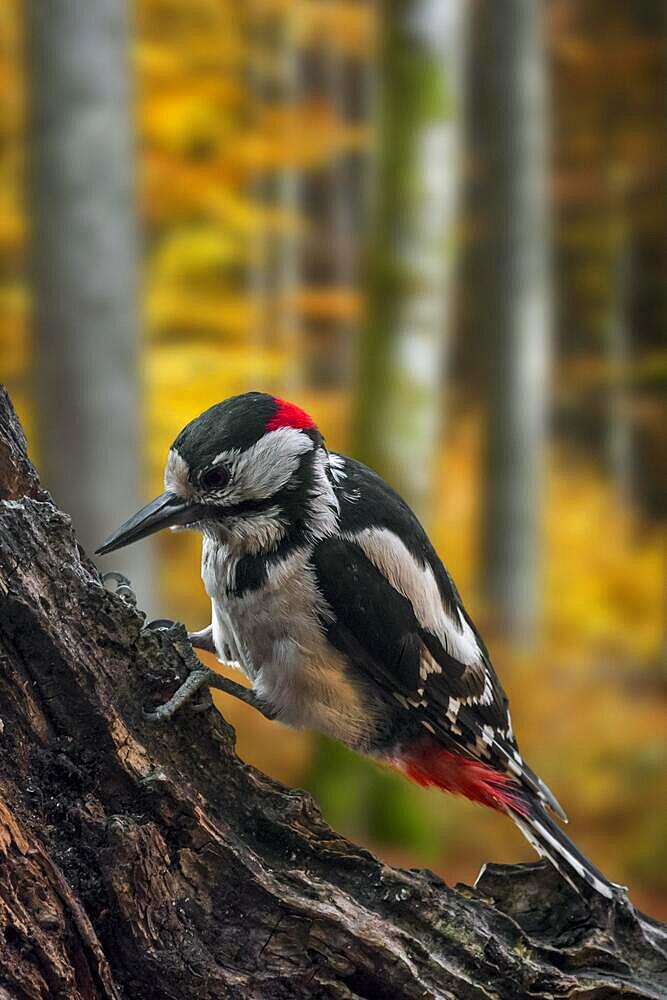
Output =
[{"x1": 508, "y1": 803, "x2": 620, "y2": 899}]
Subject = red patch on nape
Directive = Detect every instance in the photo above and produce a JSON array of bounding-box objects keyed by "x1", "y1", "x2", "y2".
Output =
[
  {"x1": 265, "y1": 397, "x2": 316, "y2": 433},
  {"x1": 400, "y1": 745, "x2": 528, "y2": 816}
]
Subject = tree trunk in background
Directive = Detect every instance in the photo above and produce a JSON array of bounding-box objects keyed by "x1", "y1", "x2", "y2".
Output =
[
  {"x1": 607, "y1": 232, "x2": 635, "y2": 509},
  {"x1": 1, "y1": 386, "x2": 665, "y2": 1000},
  {"x1": 470, "y1": 0, "x2": 552, "y2": 643},
  {"x1": 352, "y1": 0, "x2": 463, "y2": 522},
  {"x1": 25, "y1": 0, "x2": 153, "y2": 611},
  {"x1": 297, "y1": 15, "x2": 365, "y2": 391},
  {"x1": 294, "y1": 13, "x2": 334, "y2": 389},
  {"x1": 247, "y1": 2, "x2": 302, "y2": 395}
]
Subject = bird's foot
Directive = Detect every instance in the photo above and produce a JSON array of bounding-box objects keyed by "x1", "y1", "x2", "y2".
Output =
[
  {"x1": 143, "y1": 667, "x2": 214, "y2": 721},
  {"x1": 100, "y1": 583, "x2": 258, "y2": 722},
  {"x1": 102, "y1": 571, "x2": 138, "y2": 607},
  {"x1": 141, "y1": 618, "x2": 214, "y2": 716},
  {"x1": 145, "y1": 617, "x2": 217, "y2": 655},
  {"x1": 142, "y1": 619, "x2": 252, "y2": 719},
  {"x1": 188, "y1": 623, "x2": 217, "y2": 653},
  {"x1": 143, "y1": 665, "x2": 273, "y2": 722}
]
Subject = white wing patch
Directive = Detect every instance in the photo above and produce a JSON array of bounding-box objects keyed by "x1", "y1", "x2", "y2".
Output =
[
  {"x1": 343, "y1": 527, "x2": 482, "y2": 667},
  {"x1": 481, "y1": 724, "x2": 494, "y2": 746}
]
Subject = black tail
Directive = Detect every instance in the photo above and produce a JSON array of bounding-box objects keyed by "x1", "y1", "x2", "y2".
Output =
[{"x1": 507, "y1": 801, "x2": 622, "y2": 899}]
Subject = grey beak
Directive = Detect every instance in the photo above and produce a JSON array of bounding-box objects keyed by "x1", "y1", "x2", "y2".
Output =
[{"x1": 95, "y1": 491, "x2": 198, "y2": 555}]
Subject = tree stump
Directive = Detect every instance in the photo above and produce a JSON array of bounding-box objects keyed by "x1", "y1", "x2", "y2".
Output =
[{"x1": 0, "y1": 385, "x2": 665, "y2": 1000}]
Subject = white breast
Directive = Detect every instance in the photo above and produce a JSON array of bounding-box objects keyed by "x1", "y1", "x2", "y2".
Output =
[{"x1": 202, "y1": 541, "x2": 384, "y2": 751}]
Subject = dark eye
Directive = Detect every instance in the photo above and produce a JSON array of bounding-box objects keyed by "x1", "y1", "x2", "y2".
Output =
[{"x1": 200, "y1": 464, "x2": 230, "y2": 490}]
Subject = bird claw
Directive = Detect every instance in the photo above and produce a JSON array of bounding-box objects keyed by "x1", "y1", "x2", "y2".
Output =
[
  {"x1": 100, "y1": 593, "x2": 218, "y2": 721},
  {"x1": 101, "y1": 571, "x2": 137, "y2": 607},
  {"x1": 145, "y1": 617, "x2": 178, "y2": 631},
  {"x1": 144, "y1": 618, "x2": 198, "y2": 667},
  {"x1": 138, "y1": 615, "x2": 218, "y2": 721},
  {"x1": 190, "y1": 689, "x2": 214, "y2": 714}
]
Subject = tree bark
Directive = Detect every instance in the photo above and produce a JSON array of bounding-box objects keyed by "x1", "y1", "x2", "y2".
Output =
[{"x1": 0, "y1": 386, "x2": 665, "y2": 1000}]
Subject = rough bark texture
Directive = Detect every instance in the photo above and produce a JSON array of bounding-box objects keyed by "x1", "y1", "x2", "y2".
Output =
[{"x1": 0, "y1": 385, "x2": 665, "y2": 1000}]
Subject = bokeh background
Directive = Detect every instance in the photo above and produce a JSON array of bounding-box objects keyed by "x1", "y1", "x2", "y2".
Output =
[{"x1": 1, "y1": 1, "x2": 665, "y2": 915}]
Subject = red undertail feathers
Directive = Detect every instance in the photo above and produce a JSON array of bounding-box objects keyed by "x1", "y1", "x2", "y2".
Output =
[
  {"x1": 399, "y1": 743, "x2": 619, "y2": 899},
  {"x1": 401, "y1": 744, "x2": 530, "y2": 815}
]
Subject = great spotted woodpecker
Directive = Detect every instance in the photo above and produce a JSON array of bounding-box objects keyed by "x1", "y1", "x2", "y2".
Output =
[{"x1": 98, "y1": 391, "x2": 620, "y2": 898}]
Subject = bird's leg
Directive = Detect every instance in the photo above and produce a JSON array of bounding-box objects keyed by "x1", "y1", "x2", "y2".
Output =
[
  {"x1": 184, "y1": 625, "x2": 243, "y2": 711},
  {"x1": 143, "y1": 668, "x2": 276, "y2": 722},
  {"x1": 142, "y1": 619, "x2": 275, "y2": 722},
  {"x1": 188, "y1": 624, "x2": 216, "y2": 653},
  {"x1": 101, "y1": 576, "x2": 270, "y2": 722}
]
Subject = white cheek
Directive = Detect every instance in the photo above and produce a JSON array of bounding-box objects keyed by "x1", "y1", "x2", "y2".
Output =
[{"x1": 215, "y1": 428, "x2": 314, "y2": 503}]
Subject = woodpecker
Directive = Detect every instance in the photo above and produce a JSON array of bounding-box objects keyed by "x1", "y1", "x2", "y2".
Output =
[{"x1": 98, "y1": 391, "x2": 620, "y2": 898}]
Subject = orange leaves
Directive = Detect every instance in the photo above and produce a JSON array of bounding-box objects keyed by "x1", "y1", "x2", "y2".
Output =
[
  {"x1": 284, "y1": 286, "x2": 361, "y2": 322},
  {"x1": 234, "y1": 103, "x2": 371, "y2": 174},
  {"x1": 298, "y1": 1, "x2": 376, "y2": 58},
  {"x1": 0, "y1": 0, "x2": 26, "y2": 388}
]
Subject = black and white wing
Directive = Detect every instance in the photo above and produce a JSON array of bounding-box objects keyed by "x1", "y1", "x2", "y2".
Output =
[{"x1": 317, "y1": 453, "x2": 566, "y2": 821}]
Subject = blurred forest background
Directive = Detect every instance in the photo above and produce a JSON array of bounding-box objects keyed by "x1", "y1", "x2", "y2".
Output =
[{"x1": 1, "y1": 1, "x2": 665, "y2": 915}]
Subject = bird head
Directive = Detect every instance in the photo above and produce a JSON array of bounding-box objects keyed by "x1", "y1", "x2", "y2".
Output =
[{"x1": 96, "y1": 392, "x2": 336, "y2": 556}]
